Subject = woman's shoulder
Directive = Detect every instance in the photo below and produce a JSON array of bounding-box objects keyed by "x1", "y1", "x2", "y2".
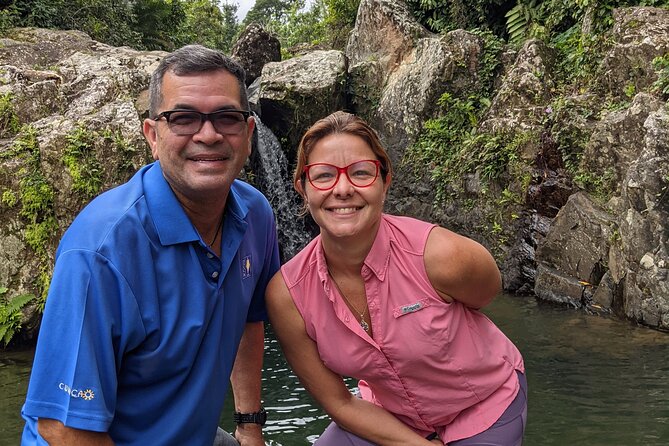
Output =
[
  {"x1": 281, "y1": 236, "x2": 321, "y2": 287},
  {"x1": 382, "y1": 214, "x2": 436, "y2": 252}
]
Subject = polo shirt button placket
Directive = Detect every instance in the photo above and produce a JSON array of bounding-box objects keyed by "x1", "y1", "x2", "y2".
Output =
[{"x1": 206, "y1": 252, "x2": 214, "y2": 259}]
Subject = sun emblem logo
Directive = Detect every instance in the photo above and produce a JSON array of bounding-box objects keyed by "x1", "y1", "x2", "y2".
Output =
[
  {"x1": 82, "y1": 389, "x2": 95, "y2": 400},
  {"x1": 242, "y1": 255, "x2": 252, "y2": 279}
]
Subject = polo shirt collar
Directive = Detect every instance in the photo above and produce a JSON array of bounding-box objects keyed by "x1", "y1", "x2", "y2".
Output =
[
  {"x1": 144, "y1": 162, "x2": 199, "y2": 246},
  {"x1": 144, "y1": 162, "x2": 250, "y2": 247}
]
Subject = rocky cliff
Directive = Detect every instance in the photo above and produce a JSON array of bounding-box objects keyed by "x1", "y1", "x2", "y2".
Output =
[{"x1": 1, "y1": 2, "x2": 668, "y2": 339}]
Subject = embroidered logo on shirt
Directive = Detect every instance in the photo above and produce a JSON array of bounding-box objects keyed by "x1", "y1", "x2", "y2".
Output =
[
  {"x1": 59, "y1": 382, "x2": 95, "y2": 401},
  {"x1": 392, "y1": 299, "x2": 431, "y2": 318},
  {"x1": 401, "y1": 302, "x2": 423, "y2": 314},
  {"x1": 242, "y1": 255, "x2": 252, "y2": 279}
]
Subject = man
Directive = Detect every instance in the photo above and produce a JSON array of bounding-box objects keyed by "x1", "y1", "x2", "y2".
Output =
[{"x1": 21, "y1": 45, "x2": 279, "y2": 446}]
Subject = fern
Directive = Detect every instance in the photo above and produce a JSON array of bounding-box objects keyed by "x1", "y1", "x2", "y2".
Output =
[
  {"x1": 505, "y1": 0, "x2": 541, "y2": 45},
  {"x1": 0, "y1": 287, "x2": 35, "y2": 347}
]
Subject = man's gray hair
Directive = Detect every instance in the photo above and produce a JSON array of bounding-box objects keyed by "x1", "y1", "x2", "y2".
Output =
[{"x1": 148, "y1": 44, "x2": 249, "y2": 117}]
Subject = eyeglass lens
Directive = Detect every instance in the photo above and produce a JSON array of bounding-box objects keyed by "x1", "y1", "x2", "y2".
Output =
[
  {"x1": 164, "y1": 110, "x2": 247, "y2": 135},
  {"x1": 306, "y1": 160, "x2": 379, "y2": 190}
]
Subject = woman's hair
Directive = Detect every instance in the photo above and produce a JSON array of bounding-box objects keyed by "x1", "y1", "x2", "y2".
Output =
[{"x1": 293, "y1": 111, "x2": 392, "y2": 189}]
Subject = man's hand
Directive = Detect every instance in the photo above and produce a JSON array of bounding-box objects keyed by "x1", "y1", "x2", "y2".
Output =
[{"x1": 234, "y1": 423, "x2": 265, "y2": 446}]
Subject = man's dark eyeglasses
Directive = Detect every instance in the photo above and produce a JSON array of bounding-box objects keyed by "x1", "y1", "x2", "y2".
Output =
[{"x1": 152, "y1": 109, "x2": 251, "y2": 136}]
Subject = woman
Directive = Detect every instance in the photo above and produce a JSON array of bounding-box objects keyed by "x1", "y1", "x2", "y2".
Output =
[{"x1": 266, "y1": 111, "x2": 526, "y2": 446}]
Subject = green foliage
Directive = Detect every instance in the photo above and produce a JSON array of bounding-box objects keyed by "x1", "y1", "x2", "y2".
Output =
[
  {"x1": 0, "y1": 92, "x2": 20, "y2": 138},
  {"x1": 173, "y1": 0, "x2": 239, "y2": 53},
  {"x1": 9, "y1": 0, "x2": 142, "y2": 48},
  {"x1": 3, "y1": 126, "x2": 56, "y2": 303},
  {"x1": 652, "y1": 52, "x2": 669, "y2": 98},
  {"x1": 272, "y1": 0, "x2": 327, "y2": 51},
  {"x1": 573, "y1": 167, "x2": 617, "y2": 202},
  {"x1": 63, "y1": 125, "x2": 103, "y2": 198},
  {"x1": 406, "y1": 0, "x2": 508, "y2": 35},
  {"x1": 2, "y1": 190, "x2": 18, "y2": 207},
  {"x1": 243, "y1": 0, "x2": 295, "y2": 28},
  {"x1": 505, "y1": 0, "x2": 547, "y2": 45},
  {"x1": 553, "y1": 26, "x2": 611, "y2": 91},
  {"x1": 0, "y1": 4, "x2": 19, "y2": 36},
  {"x1": 404, "y1": 91, "x2": 530, "y2": 203},
  {"x1": 1, "y1": 0, "x2": 241, "y2": 53},
  {"x1": 0, "y1": 286, "x2": 36, "y2": 347},
  {"x1": 322, "y1": 0, "x2": 360, "y2": 49}
]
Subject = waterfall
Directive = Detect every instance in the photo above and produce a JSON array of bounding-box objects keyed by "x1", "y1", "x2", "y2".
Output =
[{"x1": 251, "y1": 117, "x2": 313, "y2": 261}]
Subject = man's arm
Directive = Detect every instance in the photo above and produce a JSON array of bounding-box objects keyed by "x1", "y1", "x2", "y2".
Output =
[
  {"x1": 230, "y1": 321, "x2": 265, "y2": 446},
  {"x1": 37, "y1": 419, "x2": 114, "y2": 446}
]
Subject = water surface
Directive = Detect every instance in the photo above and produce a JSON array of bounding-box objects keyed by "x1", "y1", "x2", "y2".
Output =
[{"x1": 2, "y1": 295, "x2": 668, "y2": 445}]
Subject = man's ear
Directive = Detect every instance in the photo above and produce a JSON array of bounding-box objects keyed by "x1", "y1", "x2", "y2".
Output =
[
  {"x1": 245, "y1": 115, "x2": 256, "y2": 156},
  {"x1": 143, "y1": 119, "x2": 160, "y2": 160}
]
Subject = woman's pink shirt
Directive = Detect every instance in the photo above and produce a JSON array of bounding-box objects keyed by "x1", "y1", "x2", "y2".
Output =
[{"x1": 280, "y1": 214, "x2": 524, "y2": 443}]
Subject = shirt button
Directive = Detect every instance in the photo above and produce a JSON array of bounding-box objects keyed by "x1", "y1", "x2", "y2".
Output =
[
  {"x1": 206, "y1": 252, "x2": 214, "y2": 259},
  {"x1": 211, "y1": 271, "x2": 219, "y2": 279}
]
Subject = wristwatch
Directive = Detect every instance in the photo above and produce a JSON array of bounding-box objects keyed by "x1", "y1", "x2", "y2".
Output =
[{"x1": 233, "y1": 407, "x2": 267, "y2": 425}]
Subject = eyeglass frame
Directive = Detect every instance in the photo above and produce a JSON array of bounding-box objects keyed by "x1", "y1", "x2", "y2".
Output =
[
  {"x1": 151, "y1": 109, "x2": 252, "y2": 136},
  {"x1": 302, "y1": 159, "x2": 384, "y2": 191}
]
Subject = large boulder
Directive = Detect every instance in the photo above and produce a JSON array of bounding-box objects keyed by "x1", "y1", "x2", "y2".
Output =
[
  {"x1": 534, "y1": 192, "x2": 615, "y2": 308},
  {"x1": 480, "y1": 39, "x2": 557, "y2": 135},
  {"x1": 597, "y1": 7, "x2": 669, "y2": 98},
  {"x1": 613, "y1": 105, "x2": 669, "y2": 328},
  {"x1": 231, "y1": 23, "x2": 281, "y2": 86},
  {"x1": 346, "y1": 0, "x2": 429, "y2": 84},
  {"x1": 258, "y1": 50, "x2": 347, "y2": 161}
]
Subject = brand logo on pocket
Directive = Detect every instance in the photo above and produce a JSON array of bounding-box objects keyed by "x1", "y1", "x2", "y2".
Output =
[
  {"x1": 242, "y1": 255, "x2": 252, "y2": 279},
  {"x1": 401, "y1": 302, "x2": 423, "y2": 314}
]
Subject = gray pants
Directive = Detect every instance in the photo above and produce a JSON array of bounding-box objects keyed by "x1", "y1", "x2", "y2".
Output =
[
  {"x1": 214, "y1": 427, "x2": 240, "y2": 446},
  {"x1": 315, "y1": 372, "x2": 528, "y2": 446}
]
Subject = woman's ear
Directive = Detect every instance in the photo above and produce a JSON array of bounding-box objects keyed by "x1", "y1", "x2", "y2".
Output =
[
  {"x1": 383, "y1": 172, "x2": 392, "y2": 196},
  {"x1": 295, "y1": 178, "x2": 306, "y2": 198}
]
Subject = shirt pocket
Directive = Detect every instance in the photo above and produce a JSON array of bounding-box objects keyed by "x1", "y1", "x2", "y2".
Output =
[{"x1": 392, "y1": 298, "x2": 432, "y2": 318}]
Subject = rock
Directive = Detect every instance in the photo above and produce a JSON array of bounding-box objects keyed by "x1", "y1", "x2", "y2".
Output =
[
  {"x1": 231, "y1": 23, "x2": 281, "y2": 86},
  {"x1": 258, "y1": 50, "x2": 347, "y2": 161},
  {"x1": 535, "y1": 192, "x2": 615, "y2": 304},
  {"x1": 597, "y1": 7, "x2": 669, "y2": 97},
  {"x1": 0, "y1": 28, "x2": 154, "y2": 334}
]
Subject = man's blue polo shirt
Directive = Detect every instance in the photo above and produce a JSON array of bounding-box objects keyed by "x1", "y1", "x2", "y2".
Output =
[{"x1": 21, "y1": 162, "x2": 280, "y2": 446}]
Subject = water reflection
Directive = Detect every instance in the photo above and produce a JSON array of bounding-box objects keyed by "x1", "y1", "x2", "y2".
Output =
[{"x1": 3, "y1": 295, "x2": 669, "y2": 445}]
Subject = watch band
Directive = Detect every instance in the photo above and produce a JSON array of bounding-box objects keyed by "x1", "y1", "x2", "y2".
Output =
[{"x1": 233, "y1": 407, "x2": 267, "y2": 425}]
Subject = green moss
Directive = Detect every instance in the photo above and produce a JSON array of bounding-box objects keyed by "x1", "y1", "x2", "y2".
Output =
[
  {"x1": 6, "y1": 125, "x2": 56, "y2": 304},
  {"x1": 573, "y1": 167, "x2": 617, "y2": 203},
  {"x1": 1, "y1": 189, "x2": 17, "y2": 207},
  {"x1": 405, "y1": 91, "x2": 534, "y2": 204},
  {"x1": 62, "y1": 124, "x2": 103, "y2": 198},
  {"x1": 652, "y1": 52, "x2": 669, "y2": 99},
  {"x1": 0, "y1": 92, "x2": 20, "y2": 138}
]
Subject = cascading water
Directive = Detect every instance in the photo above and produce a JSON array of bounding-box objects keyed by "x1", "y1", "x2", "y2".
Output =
[{"x1": 250, "y1": 117, "x2": 313, "y2": 261}]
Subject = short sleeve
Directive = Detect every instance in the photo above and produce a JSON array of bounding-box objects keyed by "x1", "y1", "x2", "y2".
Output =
[{"x1": 22, "y1": 249, "x2": 145, "y2": 432}]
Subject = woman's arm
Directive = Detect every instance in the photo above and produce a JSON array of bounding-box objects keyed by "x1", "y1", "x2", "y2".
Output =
[
  {"x1": 265, "y1": 273, "x2": 439, "y2": 446},
  {"x1": 424, "y1": 226, "x2": 502, "y2": 309}
]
